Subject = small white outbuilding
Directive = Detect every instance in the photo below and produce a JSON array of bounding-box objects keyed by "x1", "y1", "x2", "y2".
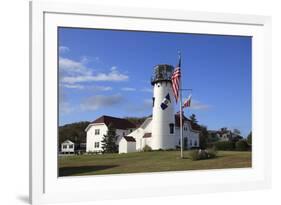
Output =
[
  {"x1": 61, "y1": 140, "x2": 75, "y2": 153},
  {"x1": 119, "y1": 136, "x2": 136, "y2": 154}
]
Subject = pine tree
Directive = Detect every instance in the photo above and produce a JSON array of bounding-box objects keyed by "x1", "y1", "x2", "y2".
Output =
[
  {"x1": 189, "y1": 114, "x2": 198, "y2": 124},
  {"x1": 247, "y1": 131, "x2": 252, "y2": 145},
  {"x1": 199, "y1": 125, "x2": 208, "y2": 149},
  {"x1": 101, "y1": 124, "x2": 118, "y2": 153}
]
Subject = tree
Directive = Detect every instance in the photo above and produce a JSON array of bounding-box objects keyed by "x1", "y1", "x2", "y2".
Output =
[
  {"x1": 235, "y1": 140, "x2": 249, "y2": 151},
  {"x1": 233, "y1": 128, "x2": 241, "y2": 135},
  {"x1": 189, "y1": 114, "x2": 198, "y2": 124},
  {"x1": 199, "y1": 125, "x2": 208, "y2": 149},
  {"x1": 247, "y1": 131, "x2": 252, "y2": 145},
  {"x1": 101, "y1": 124, "x2": 118, "y2": 153},
  {"x1": 124, "y1": 116, "x2": 147, "y2": 126},
  {"x1": 220, "y1": 127, "x2": 228, "y2": 132},
  {"x1": 58, "y1": 121, "x2": 89, "y2": 144}
]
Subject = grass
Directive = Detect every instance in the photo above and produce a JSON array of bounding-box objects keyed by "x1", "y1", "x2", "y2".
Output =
[{"x1": 58, "y1": 151, "x2": 252, "y2": 176}]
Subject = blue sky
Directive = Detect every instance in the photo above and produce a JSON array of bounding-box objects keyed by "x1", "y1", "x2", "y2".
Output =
[{"x1": 58, "y1": 27, "x2": 252, "y2": 137}]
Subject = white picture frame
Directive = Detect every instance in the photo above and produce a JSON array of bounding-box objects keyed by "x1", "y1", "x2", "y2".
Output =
[{"x1": 30, "y1": 1, "x2": 272, "y2": 204}]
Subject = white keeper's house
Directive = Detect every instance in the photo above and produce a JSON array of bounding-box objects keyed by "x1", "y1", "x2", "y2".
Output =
[
  {"x1": 85, "y1": 115, "x2": 136, "y2": 153},
  {"x1": 85, "y1": 64, "x2": 201, "y2": 153}
]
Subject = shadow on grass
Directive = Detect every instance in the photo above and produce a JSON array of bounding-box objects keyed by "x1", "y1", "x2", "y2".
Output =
[{"x1": 59, "y1": 165, "x2": 118, "y2": 176}]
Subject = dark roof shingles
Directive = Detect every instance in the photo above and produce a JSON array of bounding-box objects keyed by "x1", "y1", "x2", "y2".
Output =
[
  {"x1": 143, "y1": 133, "x2": 152, "y2": 138},
  {"x1": 92, "y1": 115, "x2": 136, "y2": 130},
  {"x1": 175, "y1": 113, "x2": 201, "y2": 131},
  {"x1": 123, "y1": 136, "x2": 136, "y2": 142}
]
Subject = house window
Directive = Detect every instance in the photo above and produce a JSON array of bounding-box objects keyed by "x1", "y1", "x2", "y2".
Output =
[
  {"x1": 95, "y1": 129, "x2": 100, "y2": 135},
  {"x1": 169, "y1": 123, "x2": 174, "y2": 134},
  {"x1": 69, "y1": 144, "x2": 73, "y2": 149},
  {"x1": 63, "y1": 145, "x2": 67, "y2": 149},
  {"x1": 94, "y1": 142, "x2": 100, "y2": 148},
  {"x1": 194, "y1": 140, "x2": 197, "y2": 146},
  {"x1": 190, "y1": 140, "x2": 192, "y2": 146},
  {"x1": 184, "y1": 137, "x2": 188, "y2": 149},
  {"x1": 123, "y1": 132, "x2": 125, "y2": 136}
]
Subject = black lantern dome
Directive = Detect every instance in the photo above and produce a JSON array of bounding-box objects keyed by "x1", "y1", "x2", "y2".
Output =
[{"x1": 151, "y1": 64, "x2": 174, "y2": 85}]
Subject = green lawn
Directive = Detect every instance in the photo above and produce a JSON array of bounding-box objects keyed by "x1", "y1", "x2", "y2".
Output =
[{"x1": 58, "y1": 151, "x2": 252, "y2": 176}]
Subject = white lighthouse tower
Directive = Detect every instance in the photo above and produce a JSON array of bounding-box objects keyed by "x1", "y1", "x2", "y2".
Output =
[{"x1": 151, "y1": 64, "x2": 175, "y2": 150}]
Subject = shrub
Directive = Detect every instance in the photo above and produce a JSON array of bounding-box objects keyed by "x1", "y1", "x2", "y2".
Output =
[
  {"x1": 235, "y1": 140, "x2": 249, "y2": 151},
  {"x1": 189, "y1": 150, "x2": 200, "y2": 161},
  {"x1": 199, "y1": 149, "x2": 208, "y2": 159},
  {"x1": 206, "y1": 147, "x2": 217, "y2": 158},
  {"x1": 214, "y1": 141, "x2": 235, "y2": 151},
  {"x1": 189, "y1": 149, "x2": 217, "y2": 161},
  {"x1": 143, "y1": 145, "x2": 152, "y2": 152},
  {"x1": 175, "y1": 145, "x2": 181, "y2": 150}
]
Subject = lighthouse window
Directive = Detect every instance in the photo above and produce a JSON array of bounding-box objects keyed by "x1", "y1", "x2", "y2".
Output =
[
  {"x1": 152, "y1": 97, "x2": 155, "y2": 107},
  {"x1": 169, "y1": 123, "x2": 174, "y2": 134}
]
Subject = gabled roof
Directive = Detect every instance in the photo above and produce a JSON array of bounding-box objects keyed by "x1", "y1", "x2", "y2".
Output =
[
  {"x1": 139, "y1": 117, "x2": 152, "y2": 129},
  {"x1": 61, "y1": 140, "x2": 74, "y2": 145},
  {"x1": 143, "y1": 133, "x2": 152, "y2": 138},
  {"x1": 91, "y1": 115, "x2": 136, "y2": 130},
  {"x1": 174, "y1": 113, "x2": 201, "y2": 132},
  {"x1": 123, "y1": 136, "x2": 136, "y2": 142}
]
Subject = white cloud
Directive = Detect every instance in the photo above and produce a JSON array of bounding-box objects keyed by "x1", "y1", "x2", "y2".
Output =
[
  {"x1": 80, "y1": 94, "x2": 123, "y2": 111},
  {"x1": 61, "y1": 70, "x2": 129, "y2": 84},
  {"x1": 143, "y1": 99, "x2": 152, "y2": 107},
  {"x1": 126, "y1": 98, "x2": 152, "y2": 113},
  {"x1": 59, "y1": 57, "x2": 129, "y2": 84},
  {"x1": 141, "y1": 88, "x2": 153, "y2": 93},
  {"x1": 110, "y1": 66, "x2": 117, "y2": 71},
  {"x1": 189, "y1": 99, "x2": 211, "y2": 110},
  {"x1": 59, "y1": 102, "x2": 74, "y2": 114},
  {"x1": 94, "y1": 57, "x2": 100, "y2": 62},
  {"x1": 62, "y1": 84, "x2": 84, "y2": 89},
  {"x1": 121, "y1": 87, "x2": 136, "y2": 91},
  {"x1": 59, "y1": 57, "x2": 90, "y2": 75},
  {"x1": 62, "y1": 84, "x2": 113, "y2": 91},
  {"x1": 80, "y1": 56, "x2": 90, "y2": 64},
  {"x1": 91, "y1": 86, "x2": 113, "y2": 91},
  {"x1": 59, "y1": 46, "x2": 70, "y2": 53}
]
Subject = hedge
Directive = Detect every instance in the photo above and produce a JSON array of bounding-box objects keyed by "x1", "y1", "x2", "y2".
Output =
[
  {"x1": 142, "y1": 145, "x2": 152, "y2": 152},
  {"x1": 213, "y1": 141, "x2": 235, "y2": 151},
  {"x1": 235, "y1": 140, "x2": 249, "y2": 151}
]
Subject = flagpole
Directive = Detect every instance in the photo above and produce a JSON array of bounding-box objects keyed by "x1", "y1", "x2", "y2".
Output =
[
  {"x1": 178, "y1": 51, "x2": 184, "y2": 159},
  {"x1": 180, "y1": 83, "x2": 184, "y2": 158}
]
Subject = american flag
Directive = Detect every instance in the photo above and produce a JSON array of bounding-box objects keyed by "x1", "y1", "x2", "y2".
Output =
[{"x1": 171, "y1": 57, "x2": 181, "y2": 103}]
